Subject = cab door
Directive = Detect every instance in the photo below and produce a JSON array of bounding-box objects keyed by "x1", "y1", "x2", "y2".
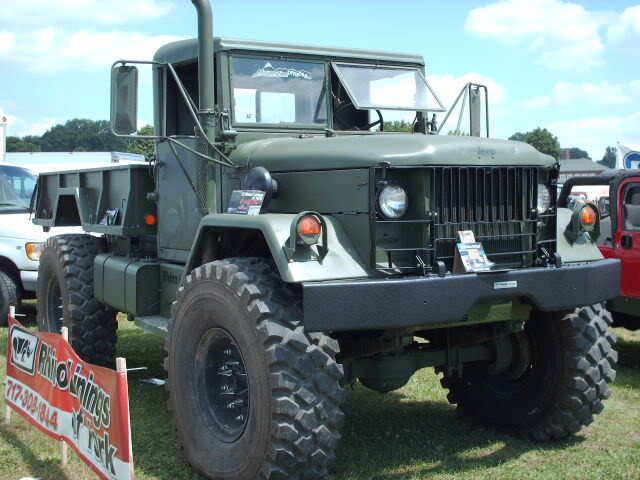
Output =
[{"x1": 614, "y1": 179, "x2": 640, "y2": 299}]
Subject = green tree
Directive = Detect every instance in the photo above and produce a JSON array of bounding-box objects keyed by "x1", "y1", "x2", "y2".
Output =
[
  {"x1": 598, "y1": 146, "x2": 617, "y2": 169},
  {"x1": 569, "y1": 147, "x2": 590, "y2": 159},
  {"x1": 127, "y1": 125, "x2": 156, "y2": 161},
  {"x1": 447, "y1": 129, "x2": 468, "y2": 136},
  {"x1": 509, "y1": 128, "x2": 561, "y2": 160},
  {"x1": 6, "y1": 136, "x2": 41, "y2": 152},
  {"x1": 39, "y1": 118, "x2": 127, "y2": 152},
  {"x1": 508, "y1": 132, "x2": 527, "y2": 142},
  {"x1": 384, "y1": 120, "x2": 412, "y2": 132}
]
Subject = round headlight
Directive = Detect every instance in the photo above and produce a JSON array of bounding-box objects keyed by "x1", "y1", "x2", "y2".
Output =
[
  {"x1": 537, "y1": 184, "x2": 551, "y2": 214},
  {"x1": 378, "y1": 184, "x2": 409, "y2": 219}
]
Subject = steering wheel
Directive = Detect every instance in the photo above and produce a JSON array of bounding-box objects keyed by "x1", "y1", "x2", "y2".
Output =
[{"x1": 333, "y1": 100, "x2": 384, "y2": 131}]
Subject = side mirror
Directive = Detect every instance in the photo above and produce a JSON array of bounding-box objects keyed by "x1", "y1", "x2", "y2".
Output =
[{"x1": 110, "y1": 65, "x2": 139, "y2": 135}]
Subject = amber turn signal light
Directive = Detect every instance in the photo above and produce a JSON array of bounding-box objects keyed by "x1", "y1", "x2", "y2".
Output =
[
  {"x1": 297, "y1": 215, "x2": 322, "y2": 245},
  {"x1": 298, "y1": 215, "x2": 321, "y2": 236},
  {"x1": 580, "y1": 206, "x2": 597, "y2": 227},
  {"x1": 145, "y1": 214, "x2": 157, "y2": 225}
]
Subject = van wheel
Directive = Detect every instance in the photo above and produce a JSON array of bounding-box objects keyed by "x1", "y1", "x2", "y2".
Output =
[
  {"x1": 0, "y1": 271, "x2": 20, "y2": 327},
  {"x1": 439, "y1": 304, "x2": 617, "y2": 440},
  {"x1": 165, "y1": 258, "x2": 345, "y2": 480},
  {"x1": 37, "y1": 234, "x2": 118, "y2": 367}
]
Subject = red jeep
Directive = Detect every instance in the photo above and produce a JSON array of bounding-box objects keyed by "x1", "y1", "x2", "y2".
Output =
[{"x1": 559, "y1": 169, "x2": 640, "y2": 329}]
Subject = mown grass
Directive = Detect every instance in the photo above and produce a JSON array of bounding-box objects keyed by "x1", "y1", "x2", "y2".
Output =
[{"x1": 1, "y1": 304, "x2": 639, "y2": 480}]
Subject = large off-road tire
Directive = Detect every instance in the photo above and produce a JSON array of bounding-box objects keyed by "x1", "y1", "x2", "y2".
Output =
[
  {"x1": 0, "y1": 270, "x2": 20, "y2": 327},
  {"x1": 37, "y1": 234, "x2": 117, "y2": 367},
  {"x1": 165, "y1": 258, "x2": 345, "y2": 480},
  {"x1": 439, "y1": 303, "x2": 617, "y2": 440}
]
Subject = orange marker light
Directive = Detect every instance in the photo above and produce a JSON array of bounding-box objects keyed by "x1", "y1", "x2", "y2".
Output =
[
  {"x1": 145, "y1": 214, "x2": 157, "y2": 225},
  {"x1": 580, "y1": 206, "x2": 597, "y2": 226},
  {"x1": 298, "y1": 215, "x2": 321, "y2": 236}
]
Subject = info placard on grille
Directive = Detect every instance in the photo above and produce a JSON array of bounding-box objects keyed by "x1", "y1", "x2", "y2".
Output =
[{"x1": 453, "y1": 230, "x2": 494, "y2": 273}]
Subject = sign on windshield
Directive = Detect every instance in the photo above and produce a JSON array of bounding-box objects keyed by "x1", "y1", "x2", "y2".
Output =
[
  {"x1": 332, "y1": 63, "x2": 445, "y2": 112},
  {"x1": 231, "y1": 56, "x2": 328, "y2": 127}
]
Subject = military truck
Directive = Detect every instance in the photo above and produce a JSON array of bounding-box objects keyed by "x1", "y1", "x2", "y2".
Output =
[{"x1": 32, "y1": 1, "x2": 620, "y2": 479}]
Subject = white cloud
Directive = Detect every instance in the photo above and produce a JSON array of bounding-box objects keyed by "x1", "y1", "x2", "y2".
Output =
[
  {"x1": 525, "y1": 80, "x2": 640, "y2": 109},
  {"x1": 427, "y1": 72, "x2": 506, "y2": 109},
  {"x1": 0, "y1": 106, "x2": 17, "y2": 128},
  {"x1": 608, "y1": 5, "x2": 640, "y2": 51},
  {"x1": 0, "y1": 0, "x2": 175, "y2": 28},
  {"x1": 0, "y1": 30, "x2": 16, "y2": 53},
  {"x1": 465, "y1": 0, "x2": 604, "y2": 70},
  {"x1": 0, "y1": 28, "x2": 186, "y2": 73},
  {"x1": 525, "y1": 95, "x2": 551, "y2": 110},
  {"x1": 547, "y1": 112, "x2": 640, "y2": 159}
]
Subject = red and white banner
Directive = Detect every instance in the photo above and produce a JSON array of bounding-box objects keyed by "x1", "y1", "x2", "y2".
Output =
[{"x1": 5, "y1": 315, "x2": 133, "y2": 480}]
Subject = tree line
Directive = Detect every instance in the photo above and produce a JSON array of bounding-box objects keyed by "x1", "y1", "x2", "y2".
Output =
[
  {"x1": 8, "y1": 118, "x2": 618, "y2": 168},
  {"x1": 7, "y1": 119, "x2": 155, "y2": 161}
]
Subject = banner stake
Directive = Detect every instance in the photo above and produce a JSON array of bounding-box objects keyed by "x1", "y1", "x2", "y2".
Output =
[
  {"x1": 4, "y1": 306, "x2": 15, "y2": 425},
  {"x1": 61, "y1": 326, "x2": 69, "y2": 466}
]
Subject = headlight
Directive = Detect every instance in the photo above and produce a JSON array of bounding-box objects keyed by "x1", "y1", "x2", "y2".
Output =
[
  {"x1": 25, "y1": 242, "x2": 44, "y2": 261},
  {"x1": 378, "y1": 183, "x2": 409, "y2": 219},
  {"x1": 537, "y1": 184, "x2": 551, "y2": 214}
]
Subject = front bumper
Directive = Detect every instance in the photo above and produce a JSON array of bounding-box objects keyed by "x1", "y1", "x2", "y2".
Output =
[
  {"x1": 20, "y1": 270, "x2": 38, "y2": 292},
  {"x1": 302, "y1": 259, "x2": 621, "y2": 332}
]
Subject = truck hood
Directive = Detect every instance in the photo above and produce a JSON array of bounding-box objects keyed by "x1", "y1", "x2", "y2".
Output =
[{"x1": 230, "y1": 134, "x2": 556, "y2": 172}]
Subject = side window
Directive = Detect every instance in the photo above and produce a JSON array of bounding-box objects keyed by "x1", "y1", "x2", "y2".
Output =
[{"x1": 623, "y1": 184, "x2": 640, "y2": 231}]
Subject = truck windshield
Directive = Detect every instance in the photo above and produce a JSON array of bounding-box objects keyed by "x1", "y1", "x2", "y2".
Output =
[
  {"x1": 231, "y1": 56, "x2": 328, "y2": 127},
  {"x1": 332, "y1": 63, "x2": 443, "y2": 112},
  {"x1": 0, "y1": 165, "x2": 37, "y2": 211}
]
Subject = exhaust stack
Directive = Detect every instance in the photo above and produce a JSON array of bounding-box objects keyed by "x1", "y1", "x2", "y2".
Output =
[{"x1": 191, "y1": 0, "x2": 216, "y2": 141}]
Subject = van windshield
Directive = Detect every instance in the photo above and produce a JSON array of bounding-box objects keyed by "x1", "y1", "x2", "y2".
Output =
[
  {"x1": 231, "y1": 56, "x2": 328, "y2": 127},
  {"x1": 0, "y1": 165, "x2": 37, "y2": 211}
]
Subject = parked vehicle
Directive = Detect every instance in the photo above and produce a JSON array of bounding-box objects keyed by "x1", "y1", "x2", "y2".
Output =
[
  {"x1": 32, "y1": 1, "x2": 620, "y2": 479},
  {"x1": 559, "y1": 170, "x2": 640, "y2": 329},
  {"x1": 0, "y1": 163, "x2": 61, "y2": 325}
]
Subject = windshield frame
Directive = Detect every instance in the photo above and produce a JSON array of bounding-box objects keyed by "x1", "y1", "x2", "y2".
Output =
[
  {"x1": 331, "y1": 61, "x2": 446, "y2": 113},
  {"x1": 229, "y1": 54, "x2": 331, "y2": 130}
]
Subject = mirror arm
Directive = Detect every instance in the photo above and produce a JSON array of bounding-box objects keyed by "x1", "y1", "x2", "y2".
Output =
[{"x1": 110, "y1": 59, "x2": 237, "y2": 169}]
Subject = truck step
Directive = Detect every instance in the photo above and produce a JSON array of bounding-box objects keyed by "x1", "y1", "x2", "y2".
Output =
[{"x1": 134, "y1": 315, "x2": 170, "y2": 338}]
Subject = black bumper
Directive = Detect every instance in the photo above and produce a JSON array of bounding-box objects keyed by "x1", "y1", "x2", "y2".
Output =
[{"x1": 302, "y1": 259, "x2": 621, "y2": 332}]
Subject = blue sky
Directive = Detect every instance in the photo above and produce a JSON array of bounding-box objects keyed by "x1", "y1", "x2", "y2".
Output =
[{"x1": 1, "y1": 0, "x2": 639, "y2": 160}]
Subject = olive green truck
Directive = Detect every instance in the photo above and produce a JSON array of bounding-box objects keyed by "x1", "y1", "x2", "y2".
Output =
[{"x1": 32, "y1": 1, "x2": 621, "y2": 478}]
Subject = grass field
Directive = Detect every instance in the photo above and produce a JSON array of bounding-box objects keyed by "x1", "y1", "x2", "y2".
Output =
[{"x1": 1, "y1": 305, "x2": 639, "y2": 480}]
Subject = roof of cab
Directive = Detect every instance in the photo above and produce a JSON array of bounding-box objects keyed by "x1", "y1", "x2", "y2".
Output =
[{"x1": 153, "y1": 37, "x2": 425, "y2": 66}]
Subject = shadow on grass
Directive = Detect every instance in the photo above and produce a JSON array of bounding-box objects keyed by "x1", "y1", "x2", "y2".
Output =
[
  {"x1": 113, "y1": 321, "x2": 590, "y2": 480},
  {"x1": 616, "y1": 331, "x2": 640, "y2": 369},
  {"x1": 0, "y1": 424, "x2": 71, "y2": 480},
  {"x1": 330, "y1": 386, "x2": 583, "y2": 480}
]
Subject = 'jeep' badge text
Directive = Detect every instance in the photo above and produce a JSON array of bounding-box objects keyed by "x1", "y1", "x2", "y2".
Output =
[{"x1": 10, "y1": 326, "x2": 40, "y2": 376}]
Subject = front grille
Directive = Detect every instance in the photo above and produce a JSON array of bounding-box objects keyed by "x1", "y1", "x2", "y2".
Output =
[
  {"x1": 432, "y1": 166, "x2": 538, "y2": 270},
  {"x1": 371, "y1": 166, "x2": 556, "y2": 274}
]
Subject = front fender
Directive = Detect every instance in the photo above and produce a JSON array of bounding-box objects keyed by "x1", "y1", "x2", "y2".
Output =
[
  {"x1": 187, "y1": 213, "x2": 369, "y2": 283},
  {"x1": 556, "y1": 207, "x2": 604, "y2": 263}
]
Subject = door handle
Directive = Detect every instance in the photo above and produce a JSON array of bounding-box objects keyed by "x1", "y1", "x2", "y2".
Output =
[{"x1": 621, "y1": 235, "x2": 633, "y2": 248}]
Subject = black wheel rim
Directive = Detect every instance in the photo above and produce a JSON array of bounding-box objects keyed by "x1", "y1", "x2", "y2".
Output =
[
  {"x1": 195, "y1": 328, "x2": 249, "y2": 443},
  {"x1": 46, "y1": 278, "x2": 64, "y2": 333}
]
